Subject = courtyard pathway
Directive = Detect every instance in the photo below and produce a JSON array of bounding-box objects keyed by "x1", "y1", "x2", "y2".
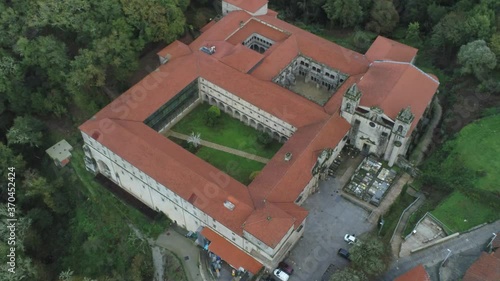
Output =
[{"x1": 167, "y1": 131, "x2": 270, "y2": 164}]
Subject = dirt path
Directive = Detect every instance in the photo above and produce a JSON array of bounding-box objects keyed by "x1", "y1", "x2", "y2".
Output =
[{"x1": 168, "y1": 131, "x2": 270, "y2": 163}]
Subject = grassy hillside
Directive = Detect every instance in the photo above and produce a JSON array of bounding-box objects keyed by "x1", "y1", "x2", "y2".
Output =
[{"x1": 447, "y1": 115, "x2": 500, "y2": 192}]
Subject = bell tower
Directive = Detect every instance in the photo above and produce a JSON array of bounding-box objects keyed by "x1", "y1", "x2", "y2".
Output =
[{"x1": 341, "y1": 83, "x2": 362, "y2": 123}]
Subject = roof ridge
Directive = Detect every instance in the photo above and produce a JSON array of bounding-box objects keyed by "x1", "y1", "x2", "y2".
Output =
[
  {"x1": 256, "y1": 113, "x2": 343, "y2": 201},
  {"x1": 372, "y1": 60, "x2": 440, "y2": 85}
]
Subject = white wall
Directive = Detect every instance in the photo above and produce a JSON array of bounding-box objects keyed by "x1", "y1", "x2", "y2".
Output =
[
  {"x1": 199, "y1": 77, "x2": 296, "y2": 139},
  {"x1": 222, "y1": 1, "x2": 268, "y2": 16}
]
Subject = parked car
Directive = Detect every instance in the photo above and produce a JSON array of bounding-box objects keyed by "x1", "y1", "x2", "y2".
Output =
[
  {"x1": 278, "y1": 261, "x2": 294, "y2": 275},
  {"x1": 273, "y1": 269, "x2": 290, "y2": 281},
  {"x1": 337, "y1": 248, "x2": 350, "y2": 260},
  {"x1": 344, "y1": 234, "x2": 357, "y2": 244}
]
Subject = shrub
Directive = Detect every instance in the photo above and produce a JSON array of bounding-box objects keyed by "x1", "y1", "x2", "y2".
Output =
[
  {"x1": 205, "y1": 106, "x2": 221, "y2": 127},
  {"x1": 257, "y1": 132, "x2": 273, "y2": 147}
]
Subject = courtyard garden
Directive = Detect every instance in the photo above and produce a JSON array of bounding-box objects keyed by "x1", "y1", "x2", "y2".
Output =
[
  {"x1": 169, "y1": 103, "x2": 283, "y2": 158},
  {"x1": 196, "y1": 146, "x2": 265, "y2": 185},
  {"x1": 166, "y1": 103, "x2": 282, "y2": 185}
]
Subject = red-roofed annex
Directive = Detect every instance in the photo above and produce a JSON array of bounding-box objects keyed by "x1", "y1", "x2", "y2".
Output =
[{"x1": 79, "y1": 1, "x2": 439, "y2": 274}]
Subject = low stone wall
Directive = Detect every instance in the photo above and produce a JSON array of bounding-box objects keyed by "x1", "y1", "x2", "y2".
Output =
[{"x1": 410, "y1": 233, "x2": 459, "y2": 253}]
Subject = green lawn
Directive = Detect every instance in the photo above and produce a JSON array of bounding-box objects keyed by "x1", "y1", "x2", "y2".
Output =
[
  {"x1": 431, "y1": 191, "x2": 499, "y2": 233},
  {"x1": 169, "y1": 103, "x2": 283, "y2": 159},
  {"x1": 447, "y1": 115, "x2": 500, "y2": 192},
  {"x1": 195, "y1": 146, "x2": 265, "y2": 185}
]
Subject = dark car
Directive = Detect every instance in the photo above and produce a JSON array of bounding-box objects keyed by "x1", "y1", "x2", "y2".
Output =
[
  {"x1": 278, "y1": 261, "x2": 294, "y2": 275},
  {"x1": 337, "y1": 248, "x2": 350, "y2": 260},
  {"x1": 263, "y1": 276, "x2": 276, "y2": 281}
]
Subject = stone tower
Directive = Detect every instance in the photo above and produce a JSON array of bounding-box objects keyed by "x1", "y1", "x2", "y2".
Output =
[{"x1": 341, "y1": 83, "x2": 362, "y2": 122}]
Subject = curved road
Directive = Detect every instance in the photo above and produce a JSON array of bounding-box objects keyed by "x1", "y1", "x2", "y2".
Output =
[{"x1": 382, "y1": 220, "x2": 500, "y2": 280}]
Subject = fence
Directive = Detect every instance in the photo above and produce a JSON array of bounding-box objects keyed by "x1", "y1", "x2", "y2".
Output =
[
  {"x1": 426, "y1": 212, "x2": 455, "y2": 235},
  {"x1": 389, "y1": 195, "x2": 421, "y2": 244}
]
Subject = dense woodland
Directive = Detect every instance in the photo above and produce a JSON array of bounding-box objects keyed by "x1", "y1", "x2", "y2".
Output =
[{"x1": 0, "y1": 0, "x2": 499, "y2": 280}]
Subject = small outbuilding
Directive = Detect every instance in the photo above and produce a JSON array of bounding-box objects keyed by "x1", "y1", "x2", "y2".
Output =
[{"x1": 46, "y1": 140, "x2": 73, "y2": 167}]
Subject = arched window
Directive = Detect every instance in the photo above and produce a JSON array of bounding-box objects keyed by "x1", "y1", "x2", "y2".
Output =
[{"x1": 397, "y1": 125, "x2": 403, "y2": 134}]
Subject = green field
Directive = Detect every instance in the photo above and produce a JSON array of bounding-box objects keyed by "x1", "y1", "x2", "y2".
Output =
[
  {"x1": 446, "y1": 115, "x2": 500, "y2": 192},
  {"x1": 195, "y1": 146, "x2": 265, "y2": 185},
  {"x1": 431, "y1": 191, "x2": 499, "y2": 233},
  {"x1": 169, "y1": 103, "x2": 283, "y2": 159}
]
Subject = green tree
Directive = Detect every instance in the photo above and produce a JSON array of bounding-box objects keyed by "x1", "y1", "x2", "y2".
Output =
[
  {"x1": 349, "y1": 236, "x2": 387, "y2": 277},
  {"x1": 366, "y1": 0, "x2": 399, "y2": 34},
  {"x1": 490, "y1": 33, "x2": 500, "y2": 59},
  {"x1": 6, "y1": 116, "x2": 45, "y2": 148},
  {"x1": 0, "y1": 143, "x2": 25, "y2": 189},
  {"x1": 458, "y1": 40, "x2": 497, "y2": 79},
  {"x1": 120, "y1": 0, "x2": 187, "y2": 43},
  {"x1": 205, "y1": 105, "x2": 221, "y2": 127},
  {"x1": 405, "y1": 22, "x2": 422, "y2": 48},
  {"x1": 426, "y1": 3, "x2": 447, "y2": 27},
  {"x1": 323, "y1": 0, "x2": 363, "y2": 28},
  {"x1": 430, "y1": 12, "x2": 469, "y2": 52},
  {"x1": 257, "y1": 132, "x2": 273, "y2": 147},
  {"x1": 351, "y1": 30, "x2": 372, "y2": 52},
  {"x1": 330, "y1": 267, "x2": 367, "y2": 281},
  {"x1": 0, "y1": 55, "x2": 30, "y2": 114}
]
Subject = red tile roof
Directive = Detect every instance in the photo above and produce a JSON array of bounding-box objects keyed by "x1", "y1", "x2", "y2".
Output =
[
  {"x1": 272, "y1": 202, "x2": 308, "y2": 227},
  {"x1": 256, "y1": 14, "x2": 369, "y2": 76},
  {"x1": 250, "y1": 35, "x2": 300, "y2": 81},
  {"x1": 93, "y1": 54, "x2": 199, "y2": 122},
  {"x1": 224, "y1": 0, "x2": 268, "y2": 13},
  {"x1": 249, "y1": 114, "x2": 350, "y2": 209},
  {"x1": 198, "y1": 54, "x2": 330, "y2": 128},
  {"x1": 358, "y1": 61, "x2": 439, "y2": 133},
  {"x1": 200, "y1": 20, "x2": 217, "y2": 33},
  {"x1": 366, "y1": 36, "x2": 418, "y2": 63},
  {"x1": 220, "y1": 43, "x2": 264, "y2": 73},
  {"x1": 157, "y1": 40, "x2": 192, "y2": 60},
  {"x1": 243, "y1": 202, "x2": 295, "y2": 248},
  {"x1": 79, "y1": 119, "x2": 254, "y2": 235},
  {"x1": 60, "y1": 158, "x2": 70, "y2": 166},
  {"x1": 226, "y1": 19, "x2": 290, "y2": 45},
  {"x1": 395, "y1": 264, "x2": 430, "y2": 281},
  {"x1": 80, "y1": 9, "x2": 438, "y2": 255},
  {"x1": 201, "y1": 227, "x2": 263, "y2": 274},
  {"x1": 463, "y1": 252, "x2": 500, "y2": 281}
]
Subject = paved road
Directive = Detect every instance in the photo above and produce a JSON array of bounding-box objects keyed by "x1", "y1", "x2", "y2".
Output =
[
  {"x1": 168, "y1": 131, "x2": 270, "y2": 163},
  {"x1": 156, "y1": 229, "x2": 205, "y2": 281},
  {"x1": 381, "y1": 220, "x2": 500, "y2": 280}
]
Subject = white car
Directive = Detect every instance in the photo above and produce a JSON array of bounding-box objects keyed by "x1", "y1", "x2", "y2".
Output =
[
  {"x1": 273, "y1": 269, "x2": 290, "y2": 281},
  {"x1": 344, "y1": 234, "x2": 357, "y2": 244}
]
